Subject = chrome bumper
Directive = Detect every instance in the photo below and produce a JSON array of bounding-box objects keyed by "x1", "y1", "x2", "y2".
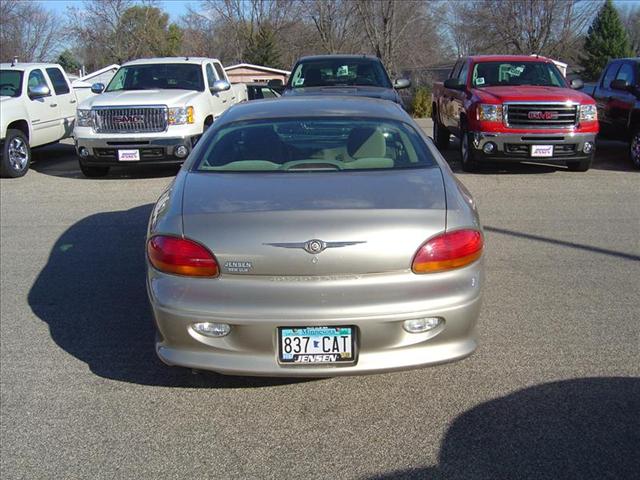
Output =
[
  {"x1": 75, "y1": 135, "x2": 196, "y2": 165},
  {"x1": 470, "y1": 131, "x2": 596, "y2": 161}
]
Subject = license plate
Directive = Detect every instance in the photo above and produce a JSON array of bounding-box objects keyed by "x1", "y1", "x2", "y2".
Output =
[
  {"x1": 118, "y1": 149, "x2": 140, "y2": 161},
  {"x1": 531, "y1": 145, "x2": 554, "y2": 157},
  {"x1": 278, "y1": 326, "x2": 355, "y2": 364}
]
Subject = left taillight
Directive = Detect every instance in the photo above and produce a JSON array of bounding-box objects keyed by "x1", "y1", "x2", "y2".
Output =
[
  {"x1": 412, "y1": 229, "x2": 483, "y2": 274},
  {"x1": 147, "y1": 235, "x2": 219, "y2": 277}
]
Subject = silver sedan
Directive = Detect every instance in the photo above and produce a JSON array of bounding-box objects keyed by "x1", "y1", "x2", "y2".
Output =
[{"x1": 146, "y1": 96, "x2": 484, "y2": 376}]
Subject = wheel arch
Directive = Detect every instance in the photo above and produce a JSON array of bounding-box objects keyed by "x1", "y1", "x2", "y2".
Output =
[{"x1": 7, "y1": 120, "x2": 30, "y2": 141}]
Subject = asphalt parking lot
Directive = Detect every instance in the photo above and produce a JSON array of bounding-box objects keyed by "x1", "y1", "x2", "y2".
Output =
[{"x1": 1, "y1": 120, "x2": 639, "y2": 479}]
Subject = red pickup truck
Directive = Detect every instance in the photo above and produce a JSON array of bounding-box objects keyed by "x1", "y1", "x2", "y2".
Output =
[{"x1": 432, "y1": 55, "x2": 598, "y2": 172}]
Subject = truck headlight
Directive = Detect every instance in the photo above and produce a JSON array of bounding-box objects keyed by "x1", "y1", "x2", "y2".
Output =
[
  {"x1": 579, "y1": 104, "x2": 597, "y2": 122},
  {"x1": 168, "y1": 106, "x2": 195, "y2": 125},
  {"x1": 477, "y1": 104, "x2": 503, "y2": 122},
  {"x1": 76, "y1": 109, "x2": 93, "y2": 127}
]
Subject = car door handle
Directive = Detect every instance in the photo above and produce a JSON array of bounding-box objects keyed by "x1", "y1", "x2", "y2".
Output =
[
  {"x1": 70, "y1": 99, "x2": 76, "y2": 104},
  {"x1": 50, "y1": 103, "x2": 58, "y2": 107}
]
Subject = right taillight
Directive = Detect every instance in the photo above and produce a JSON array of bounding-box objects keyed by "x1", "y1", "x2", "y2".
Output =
[
  {"x1": 147, "y1": 235, "x2": 219, "y2": 277},
  {"x1": 412, "y1": 229, "x2": 483, "y2": 273}
]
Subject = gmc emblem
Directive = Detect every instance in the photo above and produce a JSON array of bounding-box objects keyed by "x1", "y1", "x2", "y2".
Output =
[
  {"x1": 528, "y1": 111, "x2": 559, "y2": 120},
  {"x1": 113, "y1": 115, "x2": 145, "y2": 124}
]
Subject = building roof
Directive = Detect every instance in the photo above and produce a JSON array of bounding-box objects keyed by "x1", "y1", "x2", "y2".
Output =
[
  {"x1": 219, "y1": 96, "x2": 406, "y2": 123},
  {"x1": 224, "y1": 63, "x2": 291, "y2": 75}
]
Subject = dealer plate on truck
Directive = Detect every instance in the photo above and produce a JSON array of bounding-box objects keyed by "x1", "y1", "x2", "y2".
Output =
[
  {"x1": 118, "y1": 149, "x2": 140, "y2": 161},
  {"x1": 278, "y1": 326, "x2": 355, "y2": 364},
  {"x1": 531, "y1": 145, "x2": 554, "y2": 157}
]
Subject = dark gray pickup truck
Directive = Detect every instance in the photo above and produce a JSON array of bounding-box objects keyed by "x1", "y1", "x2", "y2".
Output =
[
  {"x1": 582, "y1": 58, "x2": 640, "y2": 168},
  {"x1": 282, "y1": 55, "x2": 410, "y2": 106}
]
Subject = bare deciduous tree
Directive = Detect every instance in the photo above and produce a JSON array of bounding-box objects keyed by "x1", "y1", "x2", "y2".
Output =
[
  {"x1": 305, "y1": 0, "x2": 359, "y2": 54},
  {"x1": 0, "y1": 0, "x2": 63, "y2": 62}
]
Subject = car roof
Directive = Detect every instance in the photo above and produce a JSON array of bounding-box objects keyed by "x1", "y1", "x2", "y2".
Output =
[
  {"x1": 122, "y1": 57, "x2": 219, "y2": 66},
  {"x1": 0, "y1": 62, "x2": 63, "y2": 70},
  {"x1": 296, "y1": 54, "x2": 381, "y2": 63},
  {"x1": 467, "y1": 55, "x2": 553, "y2": 63},
  {"x1": 220, "y1": 96, "x2": 407, "y2": 123}
]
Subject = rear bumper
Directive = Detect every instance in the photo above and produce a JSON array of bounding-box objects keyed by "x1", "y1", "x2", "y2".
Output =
[
  {"x1": 147, "y1": 260, "x2": 484, "y2": 377},
  {"x1": 469, "y1": 131, "x2": 596, "y2": 162},
  {"x1": 74, "y1": 135, "x2": 197, "y2": 166}
]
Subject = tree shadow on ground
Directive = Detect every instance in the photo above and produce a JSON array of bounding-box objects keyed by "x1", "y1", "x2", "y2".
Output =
[
  {"x1": 28, "y1": 204, "x2": 310, "y2": 388},
  {"x1": 370, "y1": 377, "x2": 640, "y2": 480}
]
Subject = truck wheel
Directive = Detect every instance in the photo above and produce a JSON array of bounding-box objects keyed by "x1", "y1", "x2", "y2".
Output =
[
  {"x1": 630, "y1": 127, "x2": 640, "y2": 170},
  {"x1": 1, "y1": 129, "x2": 31, "y2": 178},
  {"x1": 79, "y1": 161, "x2": 109, "y2": 178},
  {"x1": 432, "y1": 112, "x2": 450, "y2": 150},
  {"x1": 460, "y1": 128, "x2": 478, "y2": 172},
  {"x1": 566, "y1": 154, "x2": 593, "y2": 172}
]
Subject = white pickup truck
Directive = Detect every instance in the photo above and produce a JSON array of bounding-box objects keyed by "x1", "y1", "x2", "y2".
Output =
[
  {"x1": 0, "y1": 61, "x2": 77, "y2": 178},
  {"x1": 74, "y1": 57, "x2": 247, "y2": 177}
]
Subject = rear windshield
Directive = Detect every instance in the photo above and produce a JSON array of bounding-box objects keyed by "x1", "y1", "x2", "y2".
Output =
[
  {"x1": 106, "y1": 64, "x2": 204, "y2": 92},
  {"x1": 289, "y1": 59, "x2": 392, "y2": 89},
  {"x1": 194, "y1": 118, "x2": 435, "y2": 172},
  {"x1": 0, "y1": 70, "x2": 23, "y2": 97},
  {"x1": 471, "y1": 61, "x2": 566, "y2": 88}
]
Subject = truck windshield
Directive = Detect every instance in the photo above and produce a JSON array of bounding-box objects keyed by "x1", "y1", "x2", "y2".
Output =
[
  {"x1": 0, "y1": 70, "x2": 23, "y2": 97},
  {"x1": 289, "y1": 59, "x2": 392, "y2": 89},
  {"x1": 194, "y1": 118, "x2": 435, "y2": 172},
  {"x1": 105, "y1": 64, "x2": 204, "y2": 92},
  {"x1": 471, "y1": 61, "x2": 566, "y2": 88}
]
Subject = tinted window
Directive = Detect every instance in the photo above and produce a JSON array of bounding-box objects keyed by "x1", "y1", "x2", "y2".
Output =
[
  {"x1": 457, "y1": 61, "x2": 469, "y2": 85},
  {"x1": 471, "y1": 61, "x2": 566, "y2": 87},
  {"x1": 45, "y1": 67, "x2": 70, "y2": 94},
  {"x1": 290, "y1": 59, "x2": 392, "y2": 89},
  {"x1": 601, "y1": 63, "x2": 620, "y2": 89},
  {"x1": 615, "y1": 63, "x2": 635, "y2": 84},
  {"x1": 206, "y1": 64, "x2": 216, "y2": 89},
  {"x1": 106, "y1": 64, "x2": 204, "y2": 92},
  {"x1": 214, "y1": 63, "x2": 226, "y2": 81},
  {"x1": 0, "y1": 70, "x2": 23, "y2": 97},
  {"x1": 195, "y1": 118, "x2": 434, "y2": 172},
  {"x1": 28, "y1": 69, "x2": 49, "y2": 96}
]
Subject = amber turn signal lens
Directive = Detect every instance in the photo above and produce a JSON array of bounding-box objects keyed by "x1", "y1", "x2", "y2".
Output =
[
  {"x1": 148, "y1": 235, "x2": 219, "y2": 277},
  {"x1": 412, "y1": 229, "x2": 483, "y2": 273}
]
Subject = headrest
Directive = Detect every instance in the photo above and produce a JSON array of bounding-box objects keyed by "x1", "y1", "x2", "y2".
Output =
[{"x1": 347, "y1": 127, "x2": 386, "y2": 159}]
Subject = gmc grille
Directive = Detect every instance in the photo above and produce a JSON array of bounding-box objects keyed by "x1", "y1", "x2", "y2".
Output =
[
  {"x1": 505, "y1": 103, "x2": 578, "y2": 129},
  {"x1": 93, "y1": 106, "x2": 168, "y2": 133}
]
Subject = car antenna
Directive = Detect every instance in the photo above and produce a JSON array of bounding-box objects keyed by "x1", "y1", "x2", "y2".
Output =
[{"x1": 185, "y1": 56, "x2": 189, "y2": 61}]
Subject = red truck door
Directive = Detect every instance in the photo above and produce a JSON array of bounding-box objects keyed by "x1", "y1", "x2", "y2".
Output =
[{"x1": 443, "y1": 59, "x2": 469, "y2": 135}]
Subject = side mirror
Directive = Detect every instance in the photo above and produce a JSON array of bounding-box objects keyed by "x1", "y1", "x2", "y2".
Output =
[
  {"x1": 610, "y1": 79, "x2": 632, "y2": 92},
  {"x1": 210, "y1": 80, "x2": 231, "y2": 93},
  {"x1": 444, "y1": 78, "x2": 465, "y2": 90},
  {"x1": 570, "y1": 78, "x2": 584, "y2": 90},
  {"x1": 28, "y1": 84, "x2": 50, "y2": 98},
  {"x1": 267, "y1": 79, "x2": 283, "y2": 88},
  {"x1": 91, "y1": 83, "x2": 105, "y2": 94},
  {"x1": 393, "y1": 78, "x2": 411, "y2": 89}
]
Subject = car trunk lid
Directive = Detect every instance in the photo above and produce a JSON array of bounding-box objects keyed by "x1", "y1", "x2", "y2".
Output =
[{"x1": 182, "y1": 169, "x2": 446, "y2": 276}]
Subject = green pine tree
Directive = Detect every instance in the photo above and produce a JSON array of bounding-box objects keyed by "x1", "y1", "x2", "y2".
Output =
[
  {"x1": 57, "y1": 49, "x2": 80, "y2": 74},
  {"x1": 244, "y1": 24, "x2": 281, "y2": 69},
  {"x1": 580, "y1": 0, "x2": 633, "y2": 81}
]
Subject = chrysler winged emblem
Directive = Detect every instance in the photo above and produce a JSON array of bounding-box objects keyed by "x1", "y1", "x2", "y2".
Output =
[{"x1": 264, "y1": 239, "x2": 366, "y2": 254}]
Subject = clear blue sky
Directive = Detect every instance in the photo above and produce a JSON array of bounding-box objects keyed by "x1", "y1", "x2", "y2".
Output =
[{"x1": 44, "y1": 0, "x2": 197, "y2": 21}]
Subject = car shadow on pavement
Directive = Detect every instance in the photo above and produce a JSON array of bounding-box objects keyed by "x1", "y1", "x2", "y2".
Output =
[
  {"x1": 28, "y1": 204, "x2": 311, "y2": 388},
  {"x1": 29, "y1": 142, "x2": 180, "y2": 180},
  {"x1": 369, "y1": 377, "x2": 640, "y2": 480}
]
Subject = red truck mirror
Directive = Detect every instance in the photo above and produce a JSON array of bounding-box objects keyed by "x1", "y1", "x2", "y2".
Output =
[{"x1": 444, "y1": 78, "x2": 465, "y2": 90}]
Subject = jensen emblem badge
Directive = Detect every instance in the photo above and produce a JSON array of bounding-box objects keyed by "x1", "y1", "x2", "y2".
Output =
[{"x1": 265, "y1": 239, "x2": 366, "y2": 254}]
